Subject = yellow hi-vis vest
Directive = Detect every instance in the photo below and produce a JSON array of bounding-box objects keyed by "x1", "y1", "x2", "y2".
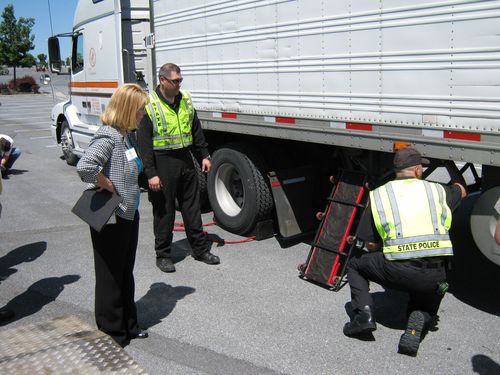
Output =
[
  {"x1": 145, "y1": 90, "x2": 195, "y2": 150},
  {"x1": 370, "y1": 178, "x2": 453, "y2": 261}
]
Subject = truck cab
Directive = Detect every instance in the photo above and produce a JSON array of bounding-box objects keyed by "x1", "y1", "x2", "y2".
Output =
[{"x1": 48, "y1": 0, "x2": 151, "y2": 165}]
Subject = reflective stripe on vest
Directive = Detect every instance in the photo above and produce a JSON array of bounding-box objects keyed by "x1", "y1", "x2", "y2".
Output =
[
  {"x1": 370, "y1": 179, "x2": 453, "y2": 260},
  {"x1": 145, "y1": 90, "x2": 194, "y2": 150}
]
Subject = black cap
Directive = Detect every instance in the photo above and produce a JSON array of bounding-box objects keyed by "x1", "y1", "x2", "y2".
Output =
[{"x1": 394, "y1": 147, "x2": 430, "y2": 170}]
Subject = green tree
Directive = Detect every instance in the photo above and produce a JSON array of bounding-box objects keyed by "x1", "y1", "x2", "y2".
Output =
[
  {"x1": 37, "y1": 53, "x2": 47, "y2": 67},
  {"x1": 0, "y1": 4, "x2": 35, "y2": 88},
  {"x1": 65, "y1": 56, "x2": 71, "y2": 67},
  {"x1": 21, "y1": 53, "x2": 36, "y2": 67}
]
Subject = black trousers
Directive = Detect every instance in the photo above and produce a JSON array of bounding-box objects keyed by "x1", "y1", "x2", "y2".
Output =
[
  {"x1": 347, "y1": 251, "x2": 446, "y2": 317},
  {"x1": 90, "y1": 211, "x2": 140, "y2": 346},
  {"x1": 148, "y1": 150, "x2": 207, "y2": 258}
]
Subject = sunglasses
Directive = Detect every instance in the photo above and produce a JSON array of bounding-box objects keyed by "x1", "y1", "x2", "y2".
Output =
[{"x1": 162, "y1": 76, "x2": 183, "y2": 85}]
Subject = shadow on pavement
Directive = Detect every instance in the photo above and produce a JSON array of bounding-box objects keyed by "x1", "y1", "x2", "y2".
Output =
[
  {"x1": 136, "y1": 282, "x2": 195, "y2": 329},
  {"x1": 0, "y1": 274, "x2": 80, "y2": 326},
  {"x1": 0, "y1": 241, "x2": 47, "y2": 280},
  {"x1": 7, "y1": 168, "x2": 29, "y2": 176},
  {"x1": 472, "y1": 354, "x2": 500, "y2": 375},
  {"x1": 371, "y1": 289, "x2": 409, "y2": 330},
  {"x1": 171, "y1": 237, "x2": 218, "y2": 262},
  {"x1": 171, "y1": 238, "x2": 195, "y2": 264},
  {"x1": 344, "y1": 289, "x2": 409, "y2": 332},
  {"x1": 448, "y1": 194, "x2": 500, "y2": 316}
]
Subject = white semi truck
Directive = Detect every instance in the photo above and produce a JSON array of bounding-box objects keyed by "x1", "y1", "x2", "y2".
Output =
[{"x1": 48, "y1": 0, "x2": 500, "y2": 264}]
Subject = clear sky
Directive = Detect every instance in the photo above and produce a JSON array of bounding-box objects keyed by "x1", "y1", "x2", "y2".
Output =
[{"x1": 0, "y1": 0, "x2": 78, "y2": 59}]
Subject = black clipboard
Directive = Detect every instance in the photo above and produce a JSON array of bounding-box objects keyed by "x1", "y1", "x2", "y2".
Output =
[{"x1": 71, "y1": 188, "x2": 123, "y2": 232}]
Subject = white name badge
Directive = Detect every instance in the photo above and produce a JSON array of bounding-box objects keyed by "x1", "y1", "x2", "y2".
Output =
[{"x1": 125, "y1": 148, "x2": 138, "y2": 161}]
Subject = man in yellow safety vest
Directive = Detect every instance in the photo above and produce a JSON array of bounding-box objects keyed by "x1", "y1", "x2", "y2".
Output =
[
  {"x1": 343, "y1": 147, "x2": 466, "y2": 356},
  {"x1": 137, "y1": 63, "x2": 220, "y2": 273}
]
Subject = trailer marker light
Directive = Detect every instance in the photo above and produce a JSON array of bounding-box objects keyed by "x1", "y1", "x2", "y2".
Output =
[
  {"x1": 276, "y1": 117, "x2": 295, "y2": 124},
  {"x1": 213, "y1": 112, "x2": 238, "y2": 119},
  {"x1": 346, "y1": 122, "x2": 372, "y2": 131},
  {"x1": 423, "y1": 130, "x2": 480, "y2": 141},
  {"x1": 263, "y1": 116, "x2": 296, "y2": 124},
  {"x1": 444, "y1": 131, "x2": 481, "y2": 142},
  {"x1": 394, "y1": 142, "x2": 411, "y2": 151}
]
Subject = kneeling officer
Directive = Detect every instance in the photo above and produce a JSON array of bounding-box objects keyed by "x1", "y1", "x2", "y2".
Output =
[{"x1": 343, "y1": 147, "x2": 466, "y2": 356}]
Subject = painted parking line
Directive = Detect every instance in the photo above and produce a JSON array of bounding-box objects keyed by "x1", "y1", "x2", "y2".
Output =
[
  {"x1": 15, "y1": 128, "x2": 50, "y2": 133},
  {"x1": 0, "y1": 116, "x2": 50, "y2": 121},
  {"x1": 30, "y1": 136, "x2": 53, "y2": 139}
]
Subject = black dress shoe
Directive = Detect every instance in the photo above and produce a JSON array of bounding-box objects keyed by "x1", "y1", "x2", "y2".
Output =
[
  {"x1": 156, "y1": 257, "x2": 176, "y2": 273},
  {"x1": 130, "y1": 330, "x2": 149, "y2": 339},
  {"x1": 194, "y1": 251, "x2": 220, "y2": 265},
  {"x1": 343, "y1": 305, "x2": 377, "y2": 336}
]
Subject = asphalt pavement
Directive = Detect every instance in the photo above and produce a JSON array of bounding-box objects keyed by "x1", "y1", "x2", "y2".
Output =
[{"x1": 0, "y1": 92, "x2": 499, "y2": 375}]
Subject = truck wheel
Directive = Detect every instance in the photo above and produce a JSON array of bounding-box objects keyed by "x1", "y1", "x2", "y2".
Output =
[
  {"x1": 60, "y1": 120, "x2": 79, "y2": 166},
  {"x1": 207, "y1": 145, "x2": 273, "y2": 235},
  {"x1": 192, "y1": 151, "x2": 210, "y2": 213},
  {"x1": 470, "y1": 186, "x2": 500, "y2": 266}
]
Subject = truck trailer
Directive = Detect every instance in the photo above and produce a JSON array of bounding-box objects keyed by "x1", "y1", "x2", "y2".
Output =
[{"x1": 47, "y1": 0, "x2": 500, "y2": 265}]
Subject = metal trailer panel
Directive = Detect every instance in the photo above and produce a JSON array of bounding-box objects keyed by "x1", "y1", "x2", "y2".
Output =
[{"x1": 149, "y1": 0, "x2": 500, "y2": 164}]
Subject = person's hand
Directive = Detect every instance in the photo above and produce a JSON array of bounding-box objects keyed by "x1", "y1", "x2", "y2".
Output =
[
  {"x1": 201, "y1": 158, "x2": 212, "y2": 173},
  {"x1": 96, "y1": 173, "x2": 116, "y2": 193},
  {"x1": 443, "y1": 160, "x2": 467, "y2": 198},
  {"x1": 148, "y1": 176, "x2": 162, "y2": 192}
]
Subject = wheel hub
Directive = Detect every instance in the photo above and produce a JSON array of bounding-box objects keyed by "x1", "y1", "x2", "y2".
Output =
[{"x1": 214, "y1": 163, "x2": 244, "y2": 216}]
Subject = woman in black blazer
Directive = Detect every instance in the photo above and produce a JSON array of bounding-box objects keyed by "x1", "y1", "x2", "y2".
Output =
[{"x1": 77, "y1": 84, "x2": 148, "y2": 346}]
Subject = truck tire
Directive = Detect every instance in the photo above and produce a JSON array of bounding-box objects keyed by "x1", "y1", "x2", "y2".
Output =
[
  {"x1": 192, "y1": 151, "x2": 210, "y2": 212},
  {"x1": 60, "y1": 120, "x2": 79, "y2": 166},
  {"x1": 207, "y1": 145, "x2": 274, "y2": 235},
  {"x1": 470, "y1": 186, "x2": 500, "y2": 266}
]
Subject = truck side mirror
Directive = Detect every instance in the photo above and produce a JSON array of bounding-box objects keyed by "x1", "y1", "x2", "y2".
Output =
[
  {"x1": 40, "y1": 74, "x2": 51, "y2": 85},
  {"x1": 48, "y1": 36, "x2": 62, "y2": 74}
]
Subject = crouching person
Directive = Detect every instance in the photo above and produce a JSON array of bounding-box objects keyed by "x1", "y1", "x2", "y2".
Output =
[{"x1": 343, "y1": 148, "x2": 466, "y2": 356}]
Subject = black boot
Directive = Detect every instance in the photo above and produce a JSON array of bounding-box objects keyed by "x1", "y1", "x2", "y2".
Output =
[
  {"x1": 398, "y1": 310, "x2": 430, "y2": 356},
  {"x1": 343, "y1": 305, "x2": 377, "y2": 336},
  {"x1": 156, "y1": 257, "x2": 176, "y2": 273}
]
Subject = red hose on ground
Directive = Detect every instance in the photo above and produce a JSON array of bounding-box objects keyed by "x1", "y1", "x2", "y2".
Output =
[
  {"x1": 173, "y1": 221, "x2": 256, "y2": 245},
  {"x1": 175, "y1": 221, "x2": 216, "y2": 227}
]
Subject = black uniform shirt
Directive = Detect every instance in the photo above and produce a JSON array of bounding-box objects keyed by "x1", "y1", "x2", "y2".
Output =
[
  {"x1": 137, "y1": 86, "x2": 210, "y2": 179},
  {"x1": 357, "y1": 177, "x2": 463, "y2": 245}
]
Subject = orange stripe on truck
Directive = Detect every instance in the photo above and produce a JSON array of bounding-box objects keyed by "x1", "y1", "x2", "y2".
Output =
[{"x1": 69, "y1": 81, "x2": 119, "y2": 88}]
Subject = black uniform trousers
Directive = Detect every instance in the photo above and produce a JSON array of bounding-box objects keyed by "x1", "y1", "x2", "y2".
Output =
[
  {"x1": 90, "y1": 211, "x2": 140, "y2": 347},
  {"x1": 148, "y1": 149, "x2": 207, "y2": 259},
  {"x1": 347, "y1": 251, "x2": 447, "y2": 317}
]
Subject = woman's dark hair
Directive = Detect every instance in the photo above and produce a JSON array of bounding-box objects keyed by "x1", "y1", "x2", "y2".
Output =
[{"x1": 0, "y1": 138, "x2": 11, "y2": 152}]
